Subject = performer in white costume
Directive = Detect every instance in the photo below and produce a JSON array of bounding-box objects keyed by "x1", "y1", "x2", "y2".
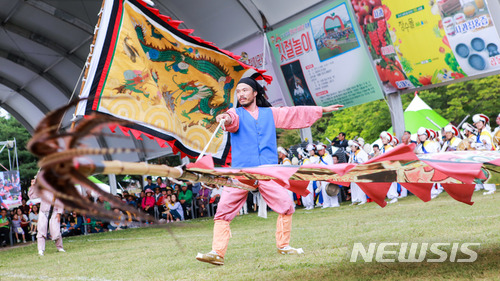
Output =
[
  {"x1": 349, "y1": 140, "x2": 368, "y2": 205},
  {"x1": 472, "y1": 114, "x2": 496, "y2": 195},
  {"x1": 302, "y1": 144, "x2": 319, "y2": 210},
  {"x1": 316, "y1": 144, "x2": 339, "y2": 208},
  {"x1": 441, "y1": 125, "x2": 461, "y2": 152},
  {"x1": 380, "y1": 132, "x2": 399, "y2": 203}
]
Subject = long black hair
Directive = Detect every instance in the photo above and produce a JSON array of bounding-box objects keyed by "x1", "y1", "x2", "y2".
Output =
[{"x1": 236, "y1": 76, "x2": 272, "y2": 107}]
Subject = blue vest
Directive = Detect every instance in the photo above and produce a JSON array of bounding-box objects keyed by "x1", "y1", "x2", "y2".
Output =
[{"x1": 230, "y1": 107, "x2": 277, "y2": 167}]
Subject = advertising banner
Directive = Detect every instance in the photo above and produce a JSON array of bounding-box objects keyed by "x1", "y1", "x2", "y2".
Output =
[
  {"x1": 230, "y1": 35, "x2": 287, "y2": 107},
  {"x1": 352, "y1": 0, "x2": 500, "y2": 93},
  {"x1": 0, "y1": 171, "x2": 21, "y2": 209},
  {"x1": 267, "y1": 0, "x2": 384, "y2": 108}
]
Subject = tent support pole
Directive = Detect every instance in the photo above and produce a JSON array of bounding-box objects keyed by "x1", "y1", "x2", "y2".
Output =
[{"x1": 387, "y1": 92, "x2": 405, "y2": 139}]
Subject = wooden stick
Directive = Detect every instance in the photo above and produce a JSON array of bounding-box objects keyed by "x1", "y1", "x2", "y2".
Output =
[{"x1": 76, "y1": 160, "x2": 258, "y2": 192}]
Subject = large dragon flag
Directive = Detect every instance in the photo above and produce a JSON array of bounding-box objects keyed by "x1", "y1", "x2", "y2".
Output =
[{"x1": 76, "y1": 0, "x2": 268, "y2": 164}]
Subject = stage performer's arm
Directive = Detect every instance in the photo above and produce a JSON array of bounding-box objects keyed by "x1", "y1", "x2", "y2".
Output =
[
  {"x1": 271, "y1": 104, "x2": 343, "y2": 129},
  {"x1": 217, "y1": 104, "x2": 342, "y2": 132}
]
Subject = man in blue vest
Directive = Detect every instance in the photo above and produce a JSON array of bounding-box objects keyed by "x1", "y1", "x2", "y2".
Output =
[{"x1": 196, "y1": 77, "x2": 342, "y2": 265}]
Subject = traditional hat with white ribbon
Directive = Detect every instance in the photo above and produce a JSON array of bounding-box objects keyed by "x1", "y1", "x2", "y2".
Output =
[
  {"x1": 277, "y1": 146, "x2": 288, "y2": 156},
  {"x1": 472, "y1": 114, "x2": 489, "y2": 124},
  {"x1": 462, "y1": 122, "x2": 476, "y2": 133},
  {"x1": 444, "y1": 124, "x2": 459, "y2": 136},
  {"x1": 348, "y1": 140, "x2": 361, "y2": 147},
  {"x1": 417, "y1": 127, "x2": 430, "y2": 136},
  {"x1": 379, "y1": 131, "x2": 393, "y2": 142},
  {"x1": 316, "y1": 143, "x2": 326, "y2": 150},
  {"x1": 306, "y1": 143, "x2": 316, "y2": 152}
]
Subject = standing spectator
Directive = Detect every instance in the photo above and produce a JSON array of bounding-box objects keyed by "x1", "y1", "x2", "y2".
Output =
[
  {"x1": 331, "y1": 132, "x2": 348, "y2": 149},
  {"x1": 196, "y1": 184, "x2": 211, "y2": 217},
  {"x1": 317, "y1": 144, "x2": 339, "y2": 208},
  {"x1": 143, "y1": 176, "x2": 158, "y2": 192},
  {"x1": 0, "y1": 209, "x2": 10, "y2": 246},
  {"x1": 136, "y1": 191, "x2": 145, "y2": 209},
  {"x1": 191, "y1": 182, "x2": 201, "y2": 199},
  {"x1": 19, "y1": 198, "x2": 30, "y2": 215},
  {"x1": 29, "y1": 205, "x2": 39, "y2": 235},
  {"x1": 168, "y1": 194, "x2": 184, "y2": 221},
  {"x1": 12, "y1": 213, "x2": 27, "y2": 243},
  {"x1": 179, "y1": 184, "x2": 193, "y2": 218},
  {"x1": 156, "y1": 177, "x2": 167, "y2": 189},
  {"x1": 141, "y1": 189, "x2": 155, "y2": 217}
]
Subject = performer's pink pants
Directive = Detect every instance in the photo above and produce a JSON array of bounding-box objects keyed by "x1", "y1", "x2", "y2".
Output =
[{"x1": 212, "y1": 180, "x2": 295, "y2": 257}]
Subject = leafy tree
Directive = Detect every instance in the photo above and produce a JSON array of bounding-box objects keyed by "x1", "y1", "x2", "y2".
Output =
[{"x1": 0, "y1": 116, "x2": 38, "y2": 188}]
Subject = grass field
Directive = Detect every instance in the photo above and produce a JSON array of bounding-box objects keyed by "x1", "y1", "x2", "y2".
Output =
[
  {"x1": 317, "y1": 41, "x2": 359, "y2": 61},
  {"x1": 1, "y1": 191, "x2": 499, "y2": 281}
]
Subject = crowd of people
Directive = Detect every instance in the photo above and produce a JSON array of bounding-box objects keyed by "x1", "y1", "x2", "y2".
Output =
[{"x1": 276, "y1": 112, "x2": 499, "y2": 207}]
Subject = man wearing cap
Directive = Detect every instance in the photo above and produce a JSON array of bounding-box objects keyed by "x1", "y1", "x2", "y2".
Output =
[
  {"x1": 348, "y1": 139, "x2": 368, "y2": 205},
  {"x1": 196, "y1": 77, "x2": 343, "y2": 265},
  {"x1": 471, "y1": 114, "x2": 496, "y2": 195},
  {"x1": 441, "y1": 125, "x2": 461, "y2": 152},
  {"x1": 28, "y1": 178, "x2": 65, "y2": 256}
]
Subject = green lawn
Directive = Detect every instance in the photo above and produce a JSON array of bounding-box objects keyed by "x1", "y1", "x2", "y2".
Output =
[
  {"x1": 318, "y1": 41, "x2": 359, "y2": 61},
  {"x1": 1, "y1": 191, "x2": 499, "y2": 280}
]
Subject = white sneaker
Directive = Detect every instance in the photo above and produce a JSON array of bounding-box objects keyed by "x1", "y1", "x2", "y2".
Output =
[
  {"x1": 277, "y1": 246, "x2": 304, "y2": 255},
  {"x1": 196, "y1": 251, "x2": 224, "y2": 265},
  {"x1": 483, "y1": 190, "x2": 495, "y2": 195},
  {"x1": 57, "y1": 248, "x2": 66, "y2": 252},
  {"x1": 388, "y1": 198, "x2": 398, "y2": 204},
  {"x1": 38, "y1": 250, "x2": 44, "y2": 256},
  {"x1": 358, "y1": 201, "x2": 366, "y2": 205}
]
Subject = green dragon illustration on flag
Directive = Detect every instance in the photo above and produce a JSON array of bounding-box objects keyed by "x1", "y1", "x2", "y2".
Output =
[{"x1": 77, "y1": 0, "x2": 268, "y2": 164}]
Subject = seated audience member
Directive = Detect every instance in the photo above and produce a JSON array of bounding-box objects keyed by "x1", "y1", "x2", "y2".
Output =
[
  {"x1": 196, "y1": 184, "x2": 211, "y2": 217},
  {"x1": 126, "y1": 195, "x2": 137, "y2": 208},
  {"x1": 156, "y1": 189, "x2": 168, "y2": 213},
  {"x1": 210, "y1": 185, "x2": 223, "y2": 205},
  {"x1": 90, "y1": 218, "x2": 105, "y2": 233},
  {"x1": 178, "y1": 184, "x2": 193, "y2": 218},
  {"x1": 191, "y1": 182, "x2": 201, "y2": 198},
  {"x1": 168, "y1": 194, "x2": 184, "y2": 221},
  {"x1": 62, "y1": 212, "x2": 83, "y2": 237},
  {"x1": 161, "y1": 195, "x2": 174, "y2": 222},
  {"x1": 141, "y1": 189, "x2": 156, "y2": 217},
  {"x1": 16, "y1": 208, "x2": 30, "y2": 237},
  {"x1": 0, "y1": 209, "x2": 9, "y2": 246},
  {"x1": 108, "y1": 209, "x2": 126, "y2": 231},
  {"x1": 12, "y1": 212, "x2": 26, "y2": 243},
  {"x1": 29, "y1": 205, "x2": 39, "y2": 235}
]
